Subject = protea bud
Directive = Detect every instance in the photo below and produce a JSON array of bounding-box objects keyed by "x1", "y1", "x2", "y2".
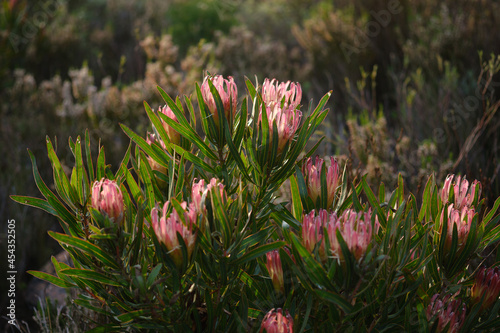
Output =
[
  {"x1": 259, "y1": 102, "x2": 302, "y2": 154},
  {"x1": 426, "y1": 294, "x2": 466, "y2": 333},
  {"x1": 327, "y1": 209, "x2": 379, "y2": 263},
  {"x1": 261, "y1": 78, "x2": 302, "y2": 111},
  {"x1": 440, "y1": 204, "x2": 475, "y2": 255},
  {"x1": 201, "y1": 75, "x2": 238, "y2": 128},
  {"x1": 91, "y1": 178, "x2": 124, "y2": 225},
  {"x1": 303, "y1": 156, "x2": 340, "y2": 209},
  {"x1": 266, "y1": 250, "x2": 284, "y2": 294},
  {"x1": 260, "y1": 308, "x2": 294, "y2": 333},
  {"x1": 146, "y1": 132, "x2": 167, "y2": 175},
  {"x1": 151, "y1": 201, "x2": 197, "y2": 268},
  {"x1": 471, "y1": 266, "x2": 500, "y2": 311},
  {"x1": 159, "y1": 105, "x2": 180, "y2": 145},
  {"x1": 301, "y1": 209, "x2": 328, "y2": 261}
]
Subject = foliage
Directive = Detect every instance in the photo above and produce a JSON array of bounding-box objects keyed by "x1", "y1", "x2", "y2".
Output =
[{"x1": 13, "y1": 76, "x2": 500, "y2": 332}]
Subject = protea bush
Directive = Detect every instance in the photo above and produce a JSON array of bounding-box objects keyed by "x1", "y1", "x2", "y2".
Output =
[{"x1": 12, "y1": 74, "x2": 500, "y2": 332}]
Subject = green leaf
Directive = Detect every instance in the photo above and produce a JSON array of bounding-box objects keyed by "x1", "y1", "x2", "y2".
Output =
[
  {"x1": 46, "y1": 137, "x2": 79, "y2": 210},
  {"x1": 115, "y1": 309, "x2": 151, "y2": 323},
  {"x1": 120, "y1": 123, "x2": 170, "y2": 169},
  {"x1": 61, "y1": 268, "x2": 122, "y2": 286},
  {"x1": 74, "y1": 136, "x2": 89, "y2": 206},
  {"x1": 171, "y1": 144, "x2": 216, "y2": 174},
  {"x1": 289, "y1": 233, "x2": 333, "y2": 290},
  {"x1": 315, "y1": 289, "x2": 353, "y2": 313},
  {"x1": 289, "y1": 175, "x2": 304, "y2": 222},
  {"x1": 159, "y1": 86, "x2": 218, "y2": 161},
  {"x1": 84, "y1": 129, "x2": 95, "y2": 182},
  {"x1": 96, "y1": 146, "x2": 107, "y2": 181},
  {"x1": 223, "y1": 112, "x2": 253, "y2": 183},
  {"x1": 28, "y1": 270, "x2": 76, "y2": 288},
  {"x1": 10, "y1": 196, "x2": 58, "y2": 216},
  {"x1": 233, "y1": 241, "x2": 285, "y2": 265},
  {"x1": 49, "y1": 231, "x2": 120, "y2": 269}
]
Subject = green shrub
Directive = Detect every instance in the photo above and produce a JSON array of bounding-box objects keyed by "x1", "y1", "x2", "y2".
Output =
[{"x1": 13, "y1": 75, "x2": 500, "y2": 331}]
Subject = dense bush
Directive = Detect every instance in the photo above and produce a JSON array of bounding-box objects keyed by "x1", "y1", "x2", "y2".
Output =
[
  {"x1": 2, "y1": 1, "x2": 500, "y2": 330},
  {"x1": 13, "y1": 75, "x2": 500, "y2": 332}
]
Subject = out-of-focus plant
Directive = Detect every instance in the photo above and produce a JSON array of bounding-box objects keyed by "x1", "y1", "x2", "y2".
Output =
[{"x1": 12, "y1": 74, "x2": 500, "y2": 332}]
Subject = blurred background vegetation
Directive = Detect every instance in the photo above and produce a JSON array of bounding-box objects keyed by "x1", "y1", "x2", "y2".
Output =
[{"x1": 1, "y1": 0, "x2": 500, "y2": 330}]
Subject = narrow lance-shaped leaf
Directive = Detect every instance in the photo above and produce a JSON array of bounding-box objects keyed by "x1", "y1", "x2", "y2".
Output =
[
  {"x1": 28, "y1": 270, "x2": 76, "y2": 288},
  {"x1": 49, "y1": 231, "x2": 120, "y2": 269}
]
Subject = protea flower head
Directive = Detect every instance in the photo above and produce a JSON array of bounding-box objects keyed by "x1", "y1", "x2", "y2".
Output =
[
  {"x1": 201, "y1": 74, "x2": 238, "y2": 128},
  {"x1": 441, "y1": 174, "x2": 454, "y2": 205},
  {"x1": 266, "y1": 249, "x2": 284, "y2": 294},
  {"x1": 440, "y1": 204, "x2": 475, "y2": 255},
  {"x1": 261, "y1": 78, "x2": 302, "y2": 111},
  {"x1": 471, "y1": 266, "x2": 500, "y2": 311},
  {"x1": 159, "y1": 105, "x2": 180, "y2": 144},
  {"x1": 151, "y1": 201, "x2": 197, "y2": 268},
  {"x1": 146, "y1": 132, "x2": 167, "y2": 175},
  {"x1": 191, "y1": 178, "x2": 226, "y2": 216},
  {"x1": 303, "y1": 156, "x2": 340, "y2": 209},
  {"x1": 91, "y1": 178, "x2": 124, "y2": 225},
  {"x1": 426, "y1": 294, "x2": 466, "y2": 333},
  {"x1": 260, "y1": 308, "x2": 294, "y2": 333},
  {"x1": 327, "y1": 209, "x2": 379, "y2": 263},
  {"x1": 302, "y1": 209, "x2": 328, "y2": 262},
  {"x1": 453, "y1": 176, "x2": 481, "y2": 210},
  {"x1": 258, "y1": 102, "x2": 302, "y2": 154},
  {"x1": 441, "y1": 174, "x2": 482, "y2": 210}
]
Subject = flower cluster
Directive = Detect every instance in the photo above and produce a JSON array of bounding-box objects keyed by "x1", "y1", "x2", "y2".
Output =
[
  {"x1": 201, "y1": 75, "x2": 238, "y2": 128},
  {"x1": 441, "y1": 174, "x2": 481, "y2": 209},
  {"x1": 258, "y1": 79, "x2": 303, "y2": 154},
  {"x1": 191, "y1": 178, "x2": 226, "y2": 215},
  {"x1": 302, "y1": 209, "x2": 378, "y2": 263},
  {"x1": 426, "y1": 294, "x2": 466, "y2": 333},
  {"x1": 471, "y1": 266, "x2": 500, "y2": 311},
  {"x1": 303, "y1": 156, "x2": 340, "y2": 209},
  {"x1": 260, "y1": 308, "x2": 294, "y2": 333},
  {"x1": 439, "y1": 174, "x2": 481, "y2": 257},
  {"x1": 151, "y1": 200, "x2": 197, "y2": 268},
  {"x1": 261, "y1": 78, "x2": 302, "y2": 111},
  {"x1": 91, "y1": 178, "x2": 124, "y2": 225},
  {"x1": 440, "y1": 204, "x2": 475, "y2": 254}
]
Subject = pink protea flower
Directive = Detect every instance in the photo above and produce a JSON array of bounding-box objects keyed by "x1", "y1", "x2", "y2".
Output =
[
  {"x1": 260, "y1": 308, "x2": 294, "y2": 333},
  {"x1": 441, "y1": 174, "x2": 482, "y2": 209},
  {"x1": 266, "y1": 250, "x2": 284, "y2": 294},
  {"x1": 261, "y1": 78, "x2": 302, "y2": 111},
  {"x1": 440, "y1": 204, "x2": 475, "y2": 255},
  {"x1": 151, "y1": 201, "x2": 197, "y2": 268},
  {"x1": 441, "y1": 174, "x2": 454, "y2": 205},
  {"x1": 146, "y1": 132, "x2": 167, "y2": 175},
  {"x1": 159, "y1": 105, "x2": 180, "y2": 144},
  {"x1": 91, "y1": 178, "x2": 124, "y2": 225},
  {"x1": 426, "y1": 294, "x2": 466, "y2": 333},
  {"x1": 258, "y1": 102, "x2": 302, "y2": 154},
  {"x1": 453, "y1": 176, "x2": 481, "y2": 210},
  {"x1": 327, "y1": 209, "x2": 379, "y2": 263},
  {"x1": 303, "y1": 156, "x2": 340, "y2": 209},
  {"x1": 191, "y1": 178, "x2": 226, "y2": 216},
  {"x1": 471, "y1": 266, "x2": 500, "y2": 311},
  {"x1": 201, "y1": 75, "x2": 238, "y2": 127},
  {"x1": 301, "y1": 209, "x2": 328, "y2": 261}
]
